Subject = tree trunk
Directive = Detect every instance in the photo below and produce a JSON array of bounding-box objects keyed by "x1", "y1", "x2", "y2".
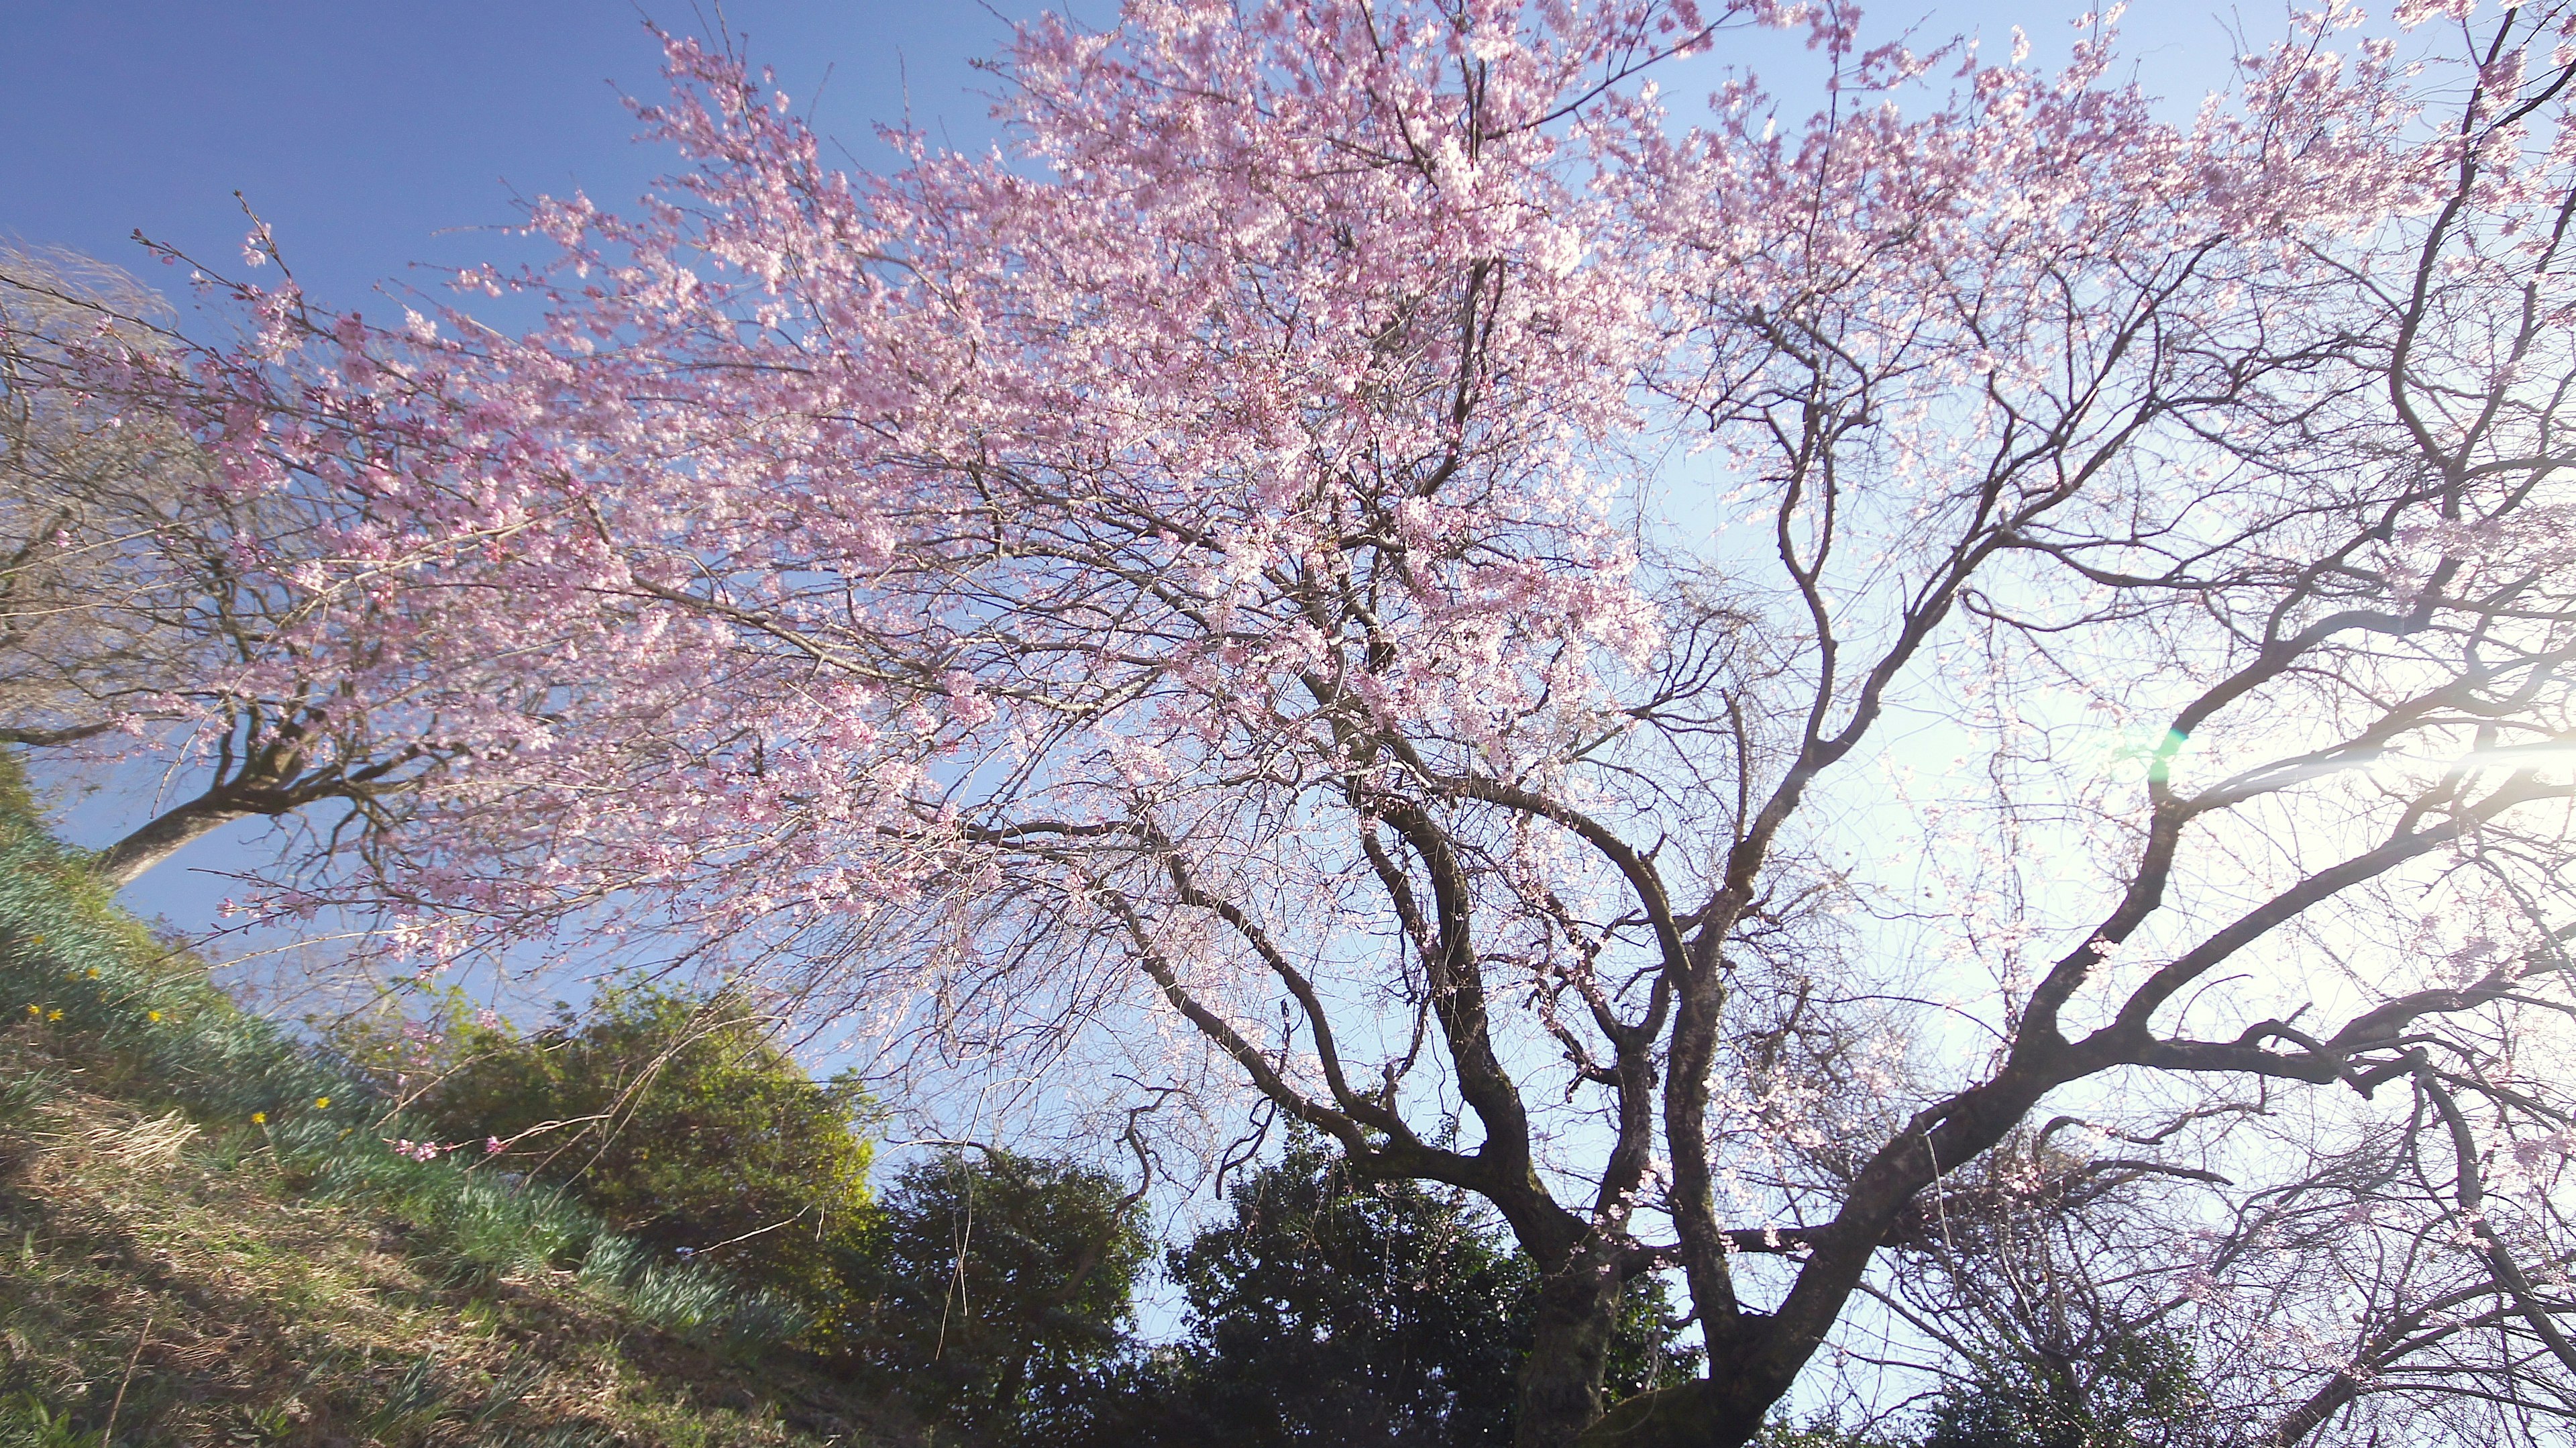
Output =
[
  {"x1": 95, "y1": 793, "x2": 257, "y2": 886},
  {"x1": 1515, "y1": 1242, "x2": 1627, "y2": 1448},
  {"x1": 1574, "y1": 1318, "x2": 1782, "y2": 1448},
  {"x1": 2263, "y1": 1376, "x2": 2357, "y2": 1448},
  {"x1": 1576, "y1": 1379, "x2": 1721, "y2": 1448}
]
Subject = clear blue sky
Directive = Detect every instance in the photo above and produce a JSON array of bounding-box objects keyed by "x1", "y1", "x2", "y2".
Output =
[
  {"x1": 1, "y1": 0, "x2": 2239, "y2": 933},
  {"x1": 1, "y1": 2, "x2": 1049, "y2": 316}
]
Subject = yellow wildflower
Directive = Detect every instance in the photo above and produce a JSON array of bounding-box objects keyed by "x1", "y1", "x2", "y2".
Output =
[
  {"x1": 147, "y1": 1010, "x2": 162, "y2": 1023},
  {"x1": 45, "y1": 1009, "x2": 60, "y2": 1023},
  {"x1": 251, "y1": 1112, "x2": 268, "y2": 1126},
  {"x1": 314, "y1": 1096, "x2": 331, "y2": 1110},
  {"x1": 23, "y1": 1004, "x2": 36, "y2": 1017},
  {"x1": 83, "y1": 968, "x2": 99, "y2": 980}
]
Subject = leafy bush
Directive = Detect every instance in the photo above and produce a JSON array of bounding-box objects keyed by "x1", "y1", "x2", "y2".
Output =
[
  {"x1": 329, "y1": 980, "x2": 879, "y2": 1337},
  {"x1": 1065, "y1": 1135, "x2": 1699, "y2": 1447},
  {"x1": 1741, "y1": 1332, "x2": 2222, "y2": 1448},
  {"x1": 1919, "y1": 1332, "x2": 2220, "y2": 1448},
  {"x1": 858, "y1": 1149, "x2": 1149, "y2": 1435},
  {"x1": 0, "y1": 749, "x2": 801, "y2": 1351}
]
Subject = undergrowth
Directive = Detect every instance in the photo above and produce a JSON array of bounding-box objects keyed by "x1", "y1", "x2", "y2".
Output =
[{"x1": 0, "y1": 756, "x2": 914, "y2": 1446}]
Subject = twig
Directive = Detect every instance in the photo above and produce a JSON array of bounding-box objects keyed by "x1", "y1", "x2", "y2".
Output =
[{"x1": 102, "y1": 1309, "x2": 152, "y2": 1445}]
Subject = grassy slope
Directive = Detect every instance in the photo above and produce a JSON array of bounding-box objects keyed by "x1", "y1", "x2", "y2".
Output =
[{"x1": 0, "y1": 762, "x2": 926, "y2": 1448}]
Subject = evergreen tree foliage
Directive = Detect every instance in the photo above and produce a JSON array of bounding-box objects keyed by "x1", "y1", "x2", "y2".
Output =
[
  {"x1": 1918, "y1": 1333, "x2": 2220, "y2": 1448},
  {"x1": 857, "y1": 1149, "x2": 1150, "y2": 1435},
  {"x1": 1745, "y1": 1331, "x2": 2223, "y2": 1448},
  {"x1": 1068, "y1": 1137, "x2": 1699, "y2": 1446}
]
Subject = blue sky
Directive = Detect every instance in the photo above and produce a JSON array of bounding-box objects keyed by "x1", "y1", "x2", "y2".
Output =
[
  {"x1": 1, "y1": 2, "x2": 1047, "y2": 315},
  {"x1": 1, "y1": 0, "x2": 2245, "y2": 935},
  {"x1": 3, "y1": 1, "x2": 2241, "y2": 318}
]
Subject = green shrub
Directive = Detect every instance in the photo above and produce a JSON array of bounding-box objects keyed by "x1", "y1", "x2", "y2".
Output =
[
  {"x1": 861, "y1": 1149, "x2": 1149, "y2": 1435},
  {"x1": 1919, "y1": 1332, "x2": 2221, "y2": 1448},
  {"x1": 1059, "y1": 1135, "x2": 1698, "y2": 1447},
  {"x1": 328, "y1": 979, "x2": 878, "y2": 1335},
  {"x1": 0, "y1": 748, "x2": 800, "y2": 1351}
]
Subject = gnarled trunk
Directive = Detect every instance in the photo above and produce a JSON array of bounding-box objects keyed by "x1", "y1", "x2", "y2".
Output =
[
  {"x1": 1576, "y1": 1324, "x2": 1780, "y2": 1448},
  {"x1": 1515, "y1": 1241, "x2": 1627, "y2": 1448}
]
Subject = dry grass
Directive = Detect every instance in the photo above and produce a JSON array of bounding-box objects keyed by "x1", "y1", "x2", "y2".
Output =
[
  {"x1": 0, "y1": 750, "x2": 936, "y2": 1447},
  {"x1": 0, "y1": 1024, "x2": 920, "y2": 1447}
]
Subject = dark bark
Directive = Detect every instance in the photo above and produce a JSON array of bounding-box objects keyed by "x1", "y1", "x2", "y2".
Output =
[
  {"x1": 85, "y1": 720, "x2": 436, "y2": 887},
  {"x1": 1515, "y1": 1239, "x2": 1629, "y2": 1448},
  {"x1": 0, "y1": 722, "x2": 117, "y2": 747},
  {"x1": 1576, "y1": 1378, "x2": 1721, "y2": 1448}
]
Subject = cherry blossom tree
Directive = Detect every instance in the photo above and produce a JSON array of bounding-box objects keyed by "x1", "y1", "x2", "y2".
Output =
[
  {"x1": 1852, "y1": 1111, "x2": 2576, "y2": 1445},
  {"x1": 66, "y1": 1, "x2": 2576, "y2": 1443},
  {"x1": 2, "y1": 240, "x2": 744, "y2": 891},
  {"x1": 1, "y1": 248, "x2": 500, "y2": 885}
]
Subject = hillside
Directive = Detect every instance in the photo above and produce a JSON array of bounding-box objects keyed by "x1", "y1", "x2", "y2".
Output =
[{"x1": 0, "y1": 764, "x2": 924, "y2": 1448}]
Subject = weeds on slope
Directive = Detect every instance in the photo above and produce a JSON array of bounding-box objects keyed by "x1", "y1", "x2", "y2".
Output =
[
  {"x1": 0, "y1": 758, "x2": 902, "y2": 1446},
  {"x1": 0, "y1": 786, "x2": 806, "y2": 1348}
]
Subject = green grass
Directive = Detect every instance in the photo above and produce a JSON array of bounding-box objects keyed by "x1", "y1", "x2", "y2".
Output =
[
  {"x1": 0, "y1": 756, "x2": 926, "y2": 1446},
  {"x1": 0, "y1": 792, "x2": 804, "y2": 1347}
]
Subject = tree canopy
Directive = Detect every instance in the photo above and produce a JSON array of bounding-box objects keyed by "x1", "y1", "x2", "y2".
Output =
[
  {"x1": 863, "y1": 1148, "x2": 1150, "y2": 1434},
  {"x1": 1077, "y1": 1135, "x2": 1697, "y2": 1446}
]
